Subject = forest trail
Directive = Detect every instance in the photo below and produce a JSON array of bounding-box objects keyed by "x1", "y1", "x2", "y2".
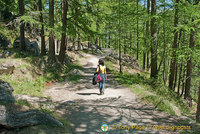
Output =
[{"x1": 44, "y1": 52, "x2": 186, "y2": 134}]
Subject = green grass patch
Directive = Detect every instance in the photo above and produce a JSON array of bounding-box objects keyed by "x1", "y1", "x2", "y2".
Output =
[
  {"x1": 105, "y1": 60, "x2": 191, "y2": 116},
  {"x1": 16, "y1": 99, "x2": 33, "y2": 108},
  {"x1": 142, "y1": 95, "x2": 176, "y2": 115},
  {"x1": 13, "y1": 77, "x2": 45, "y2": 97}
]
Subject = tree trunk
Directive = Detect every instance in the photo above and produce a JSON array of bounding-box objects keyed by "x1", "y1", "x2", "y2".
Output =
[
  {"x1": 48, "y1": 0, "x2": 56, "y2": 63},
  {"x1": 173, "y1": 62, "x2": 178, "y2": 90},
  {"x1": 118, "y1": 0, "x2": 122, "y2": 73},
  {"x1": 19, "y1": 0, "x2": 26, "y2": 51},
  {"x1": 143, "y1": 0, "x2": 146, "y2": 70},
  {"x1": 116, "y1": 33, "x2": 118, "y2": 49},
  {"x1": 124, "y1": 33, "x2": 127, "y2": 54},
  {"x1": 173, "y1": 29, "x2": 182, "y2": 90},
  {"x1": 196, "y1": 82, "x2": 200, "y2": 123},
  {"x1": 150, "y1": 0, "x2": 157, "y2": 78},
  {"x1": 184, "y1": 21, "x2": 195, "y2": 101},
  {"x1": 33, "y1": 0, "x2": 37, "y2": 36},
  {"x1": 180, "y1": 68, "x2": 186, "y2": 97},
  {"x1": 38, "y1": 0, "x2": 46, "y2": 55},
  {"x1": 146, "y1": 0, "x2": 150, "y2": 70},
  {"x1": 162, "y1": 0, "x2": 167, "y2": 84},
  {"x1": 72, "y1": 37, "x2": 76, "y2": 51},
  {"x1": 136, "y1": 0, "x2": 139, "y2": 60},
  {"x1": 78, "y1": 29, "x2": 81, "y2": 50},
  {"x1": 59, "y1": 0, "x2": 68, "y2": 63},
  {"x1": 168, "y1": 0, "x2": 179, "y2": 90},
  {"x1": 109, "y1": 30, "x2": 111, "y2": 48},
  {"x1": 177, "y1": 63, "x2": 182, "y2": 96},
  {"x1": 129, "y1": 32, "x2": 132, "y2": 50}
]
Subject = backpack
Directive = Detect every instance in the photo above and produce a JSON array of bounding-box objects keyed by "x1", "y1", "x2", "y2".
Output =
[
  {"x1": 92, "y1": 73, "x2": 97, "y2": 85},
  {"x1": 92, "y1": 65, "x2": 102, "y2": 85}
]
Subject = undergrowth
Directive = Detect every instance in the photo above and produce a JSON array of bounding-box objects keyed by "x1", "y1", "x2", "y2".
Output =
[
  {"x1": 0, "y1": 49, "x2": 83, "y2": 97},
  {"x1": 105, "y1": 61, "x2": 191, "y2": 117}
]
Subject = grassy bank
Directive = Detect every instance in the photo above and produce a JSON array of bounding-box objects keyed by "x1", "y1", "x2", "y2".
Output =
[
  {"x1": 0, "y1": 50, "x2": 83, "y2": 97},
  {"x1": 105, "y1": 61, "x2": 192, "y2": 117}
]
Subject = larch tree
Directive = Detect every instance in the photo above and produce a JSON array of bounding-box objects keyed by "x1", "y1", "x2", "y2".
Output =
[
  {"x1": 59, "y1": 0, "x2": 68, "y2": 63},
  {"x1": 48, "y1": 0, "x2": 56, "y2": 63},
  {"x1": 19, "y1": 0, "x2": 26, "y2": 51},
  {"x1": 169, "y1": 0, "x2": 180, "y2": 90},
  {"x1": 184, "y1": 0, "x2": 199, "y2": 101},
  {"x1": 38, "y1": 0, "x2": 46, "y2": 55},
  {"x1": 150, "y1": 0, "x2": 157, "y2": 78}
]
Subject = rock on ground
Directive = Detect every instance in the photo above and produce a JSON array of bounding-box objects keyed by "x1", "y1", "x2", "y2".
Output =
[{"x1": 0, "y1": 80, "x2": 63, "y2": 130}]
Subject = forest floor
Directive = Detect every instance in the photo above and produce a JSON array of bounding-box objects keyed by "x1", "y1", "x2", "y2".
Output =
[{"x1": 43, "y1": 52, "x2": 194, "y2": 134}]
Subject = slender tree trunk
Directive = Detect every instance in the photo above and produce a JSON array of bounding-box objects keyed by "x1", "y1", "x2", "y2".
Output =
[
  {"x1": 177, "y1": 63, "x2": 182, "y2": 96},
  {"x1": 169, "y1": 0, "x2": 180, "y2": 90},
  {"x1": 146, "y1": 0, "x2": 150, "y2": 70},
  {"x1": 119, "y1": 0, "x2": 122, "y2": 73},
  {"x1": 59, "y1": 0, "x2": 68, "y2": 63},
  {"x1": 72, "y1": 37, "x2": 76, "y2": 51},
  {"x1": 143, "y1": 0, "x2": 146, "y2": 70},
  {"x1": 99, "y1": 37, "x2": 101, "y2": 48},
  {"x1": 19, "y1": 0, "x2": 26, "y2": 51},
  {"x1": 78, "y1": 29, "x2": 81, "y2": 50},
  {"x1": 173, "y1": 63, "x2": 178, "y2": 90},
  {"x1": 196, "y1": 82, "x2": 200, "y2": 123},
  {"x1": 150, "y1": 0, "x2": 157, "y2": 78},
  {"x1": 133, "y1": 31, "x2": 135, "y2": 50},
  {"x1": 39, "y1": 0, "x2": 46, "y2": 55},
  {"x1": 180, "y1": 67, "x2": 186, "y2": 97},
  {"x1": 163, "y1": 13, "x2": 167, "y2": 85},
  {"x1": 87, "y1": 37, "x2": 89, "y2": 49},
  {"x1": 109, "y1": 30, "x2": 111, "y2": 48},
  {"x1": 33, "y1": 0, "x2": 37, "y2": 36},
  {"x1": 184, "y1": 21, "x2": 196, "y2": 101},
  {"x1": 124, "y1": 33, "x2": 127, "y2": 54},
  {"x1": 136, "y1": 0, "x2": 139, "y2": 60},
  {"x1": 48, "y1": 0, "x2": 56, "y2": 63},
  {"x1": 173, "y1": 29, "x2": 182, "y2": 90},
  {"x1": 115, "y1": 33, "x2": 118, "y2": 49},
  {"x1": 129, "y1": 32, "x2": 132, "y2": 50}
]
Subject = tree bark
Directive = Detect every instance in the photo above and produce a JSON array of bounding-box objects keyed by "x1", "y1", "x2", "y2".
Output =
[
  {"x1": 150, "y1": 0, "x2": 157, "y2": 78},
  {"x1": 184, "y1": 21, "x2": 195, "y2": 100},
  {"x1": 59, "y1": 0, "x2": 68, "y2": 63},
  {"x1": 38, "y1": 0, "x2": 46, "y2": 55},
  {"x1": 129, "y1": 32, "x2": 132, "y2": 50},
  {"x1": 19, "y1": 0, "x2": 26, "y2": 51},
  {"x1": 173, "y1": 62, "x2": 178, "y2": 90},
  {"x1": 136, "y1": 0, "x2": 139, "y2": 60},
  {"x1": 162, "y1": 0, "x2": 167, "y2": 85},
  {"x1": 177, "y1": 63, "x2": 182, "y2": 96},
  {"x1": 78, "y1": 29, "x2": 81, "y2": 50},
  {"x1": 124, "y1": 33, "x2": 127, "y2": 54},
  {"x1": 146, "y1": 0, "x2": 150, "y2": 70},
  {"x1": 143, "y1": 0, "x2": 146, "y2": 70},
  {"x1": 48, "y1": 0, "x2": 56, "y2": 63},
  {"x1": 72, "y1": 37, "x2": 76, "y2": 51},
  {"x1": 180, "y1": 67, "x2": 186, "y2": 97},
  {"x1": 169, "y1": 0, "x2": 180, "y2": 90},
  {"x1": 119, "y1": 0, "x2": 122, "y2": 73},
  {"x1": 109, "y1": 31, "x2": 111, "y2": 48}
]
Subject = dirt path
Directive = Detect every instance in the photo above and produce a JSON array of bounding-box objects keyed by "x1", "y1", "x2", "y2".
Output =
[{"x1": 44, "y1": 53, "x2": 187, "y2": 134}]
